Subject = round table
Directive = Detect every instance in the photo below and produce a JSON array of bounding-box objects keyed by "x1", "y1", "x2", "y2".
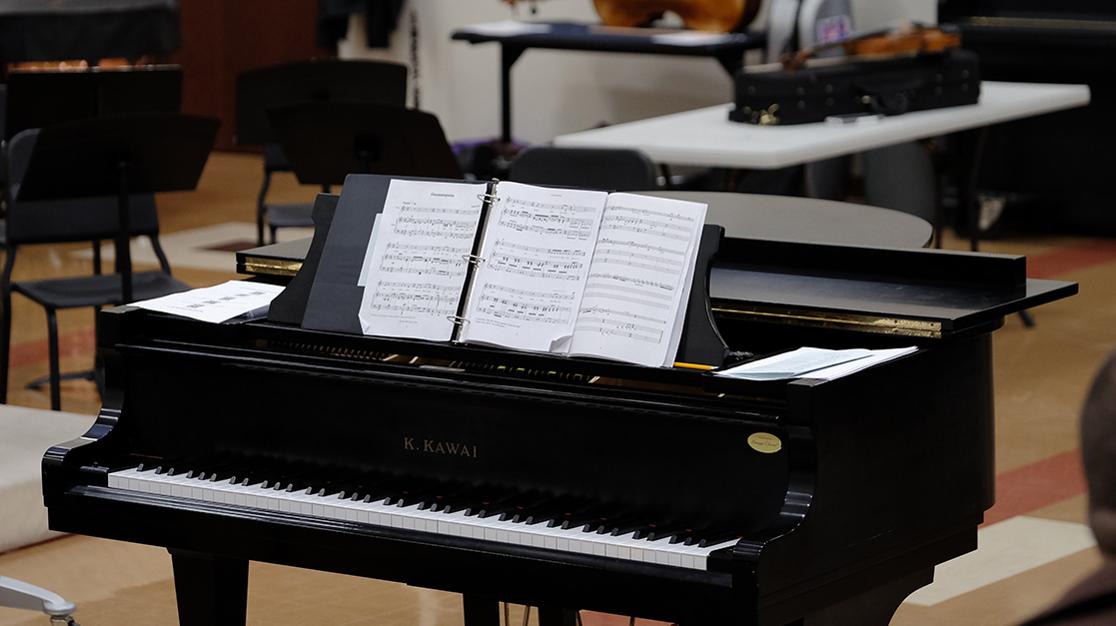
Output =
[{"x1": 642, "y1": 191, "x2": 934, "y2": 249}]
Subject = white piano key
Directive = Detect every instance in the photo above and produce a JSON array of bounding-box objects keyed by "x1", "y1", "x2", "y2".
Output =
[{"x1": 107, "y1": 466, "x2": 737, "y2": 572}]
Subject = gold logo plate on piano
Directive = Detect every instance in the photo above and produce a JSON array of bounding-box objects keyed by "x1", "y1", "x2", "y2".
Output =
[{"x1": 748, "y1": 432, "x2": 782, "y2": 454}]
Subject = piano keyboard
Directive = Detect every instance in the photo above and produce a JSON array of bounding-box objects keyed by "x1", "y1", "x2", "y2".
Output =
[{"x1": 107, "y1": 464, "x2": 740, "y2": 571}]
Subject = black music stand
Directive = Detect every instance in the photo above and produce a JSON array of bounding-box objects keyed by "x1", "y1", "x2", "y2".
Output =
[
  {"x1": 6, "y1": 66, "x2": 183, "y2": 140},
  {"x1": 17, "y1": 113, "x2": 219, "y2": 302},
  {"x1": 267, "y1": 101, "x2": 463, "y2": 188}
]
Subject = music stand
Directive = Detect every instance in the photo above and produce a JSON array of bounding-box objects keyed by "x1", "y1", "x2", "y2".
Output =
[
  {"x1": 6, "y1": 66, "x2": 183, "y2": 140},
  {"x1": 234, "y1": 60, "x2": 407, "y2": 147},
  {"x1": 17, "y1": 113, "x2": 219, "y2": 302},
  {"x1": 266, "y1": 101, "x2": 463, "y2": 187}
]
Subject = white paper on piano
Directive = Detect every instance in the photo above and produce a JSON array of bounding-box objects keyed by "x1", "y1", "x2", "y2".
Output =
[
  {"x1": 132, "y1": 280, "x2": 284, "y2": 324},
  {"x1": 716, "y1": 346, "x2": 917, "y2": 381},
  {"x1": 568, "y1": 193, "x2": 707, "y2": 367},
  {"x1": 358, "y1": 179, "x2": 487, "y2": 341},
  {"x1": 357, "y1": 213, "x2": 383, "y2": 288},
  {"x1": 459, "y1": 182, "x2": 608, "y2": 353},
  {"x1": 458, "y1": 20, "x2": 552, "y2": 37}
]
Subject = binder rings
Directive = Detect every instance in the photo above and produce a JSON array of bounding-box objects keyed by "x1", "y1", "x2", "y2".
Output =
[{"x1": 304, "y1": 174, "x2": 708, "y2": 367}]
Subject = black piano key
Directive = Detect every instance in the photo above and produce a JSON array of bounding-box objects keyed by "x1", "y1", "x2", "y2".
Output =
[
  {"x1": 496, "y1": 491, "x2": 549, "y2": 522},
  {"x1": 518, "y1": 496, "x2": 588, "y2": 526},
  {"x1": 433, "y1": 485, "x2": 487, "y2": 513},
  {"x1": 470, "y1": 491, "x2": 523, "y2": 518},
  {"x1": 596, "y1": 512, "x2": 646, "y2": 536},
  {"x1": 696, "y1": 531, "x2": 741, "y2": 548}
]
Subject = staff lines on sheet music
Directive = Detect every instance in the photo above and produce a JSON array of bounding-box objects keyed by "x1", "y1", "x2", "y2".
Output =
[
  {"x1": 365, "y1": 282, "x2": 461, "y2": 318},
  {"x1": 503, "y1": 197, "x2": 600, "y2": 214},
  {"x1": 398, "y1": 202, "x2": 478, "y2": 216},
  {"x1": 394, "y1": 215, "x2": 479, "y2": 238},
  {"x1": 488, "y1": 253, "x2": 584, "y2": 281},
  {"x1": 493, "y1": 239, "x2": 588, "y2": 258},
  {"x1": 385, "y1": 243, "x2": 463, "y2": 254},
  {"x1": 600, "y1": 218, "x2": 692, "y2": 242},
  {"x1": 591, "y1": 254, "x2": 683, "y2": 275},
  {"x1": 605, "y1": 204, "x2": 699, "y2": 223},
  {"x1": 498, "y1": 202, "x2": 598, "y2": 240},
  {"x1": 594, "y1": 238, "x2": 686, "y2": 257},
  {"x1": 586, "y1": 272, "x2": 675, "y2": 293},
  {"x1": 591, "y1": 246, "x2": 684, "y2": 267},
  {"x1": 475, "y1": 283, "x2": 575, "y2": 324},
  {"x1": 575, "y1": 305, "x2": 666, "y2": 344}
]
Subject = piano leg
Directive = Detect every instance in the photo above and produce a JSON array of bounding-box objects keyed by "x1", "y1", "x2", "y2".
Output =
[
  {"x1": 462, "y1": 594, "x2": 500, "y2": 626},
  {"x1": 169, "y1": 549, "x2": 249, "y2": 626}
]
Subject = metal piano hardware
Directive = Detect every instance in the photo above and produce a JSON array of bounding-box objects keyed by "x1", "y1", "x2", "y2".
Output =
[{"x1": 44, "y1": 195, "x2": 1076, "y2": 625}]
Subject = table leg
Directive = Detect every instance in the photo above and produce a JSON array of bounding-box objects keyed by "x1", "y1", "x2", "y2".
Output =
[
  {"x1": 714, "y1": 51, "x2": 745, "y2": 77},
  {"x1": 501, "y1": 44, "x2": 526, "y2": 144},
  {"x1": 961, "y1": 127, "x2": 989, "y2": 252}
]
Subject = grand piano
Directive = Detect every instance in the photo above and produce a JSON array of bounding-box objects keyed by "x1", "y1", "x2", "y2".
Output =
[{"x1": 42, "y1": 179, "x2": 1075, "y2": 625}]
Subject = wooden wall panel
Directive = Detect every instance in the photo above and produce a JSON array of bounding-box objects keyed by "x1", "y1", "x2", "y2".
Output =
[{"x1": 176, "y1": 0, "x2": 327, "y2": 150}]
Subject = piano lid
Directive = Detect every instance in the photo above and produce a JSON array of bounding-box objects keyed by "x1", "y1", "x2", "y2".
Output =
[{"x1": 239, "y1": 233, "x2": 1076, "y2": 340}]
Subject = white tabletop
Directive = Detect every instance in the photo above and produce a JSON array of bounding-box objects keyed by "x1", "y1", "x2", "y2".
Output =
[{"x1": 554, "y1": 81, "x2": 1091, "y2": 169}]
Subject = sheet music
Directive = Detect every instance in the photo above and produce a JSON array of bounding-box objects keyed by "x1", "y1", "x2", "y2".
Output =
[
  {"x1": 133, "y1": 280, "x2": 284, "y2": 324},
  {"x1": 716, "y1": 347, "x2": 918, "y2": 381},
  {"x1": 569, "y1": 193, "x2": 706, "y2": 367},
  {"x1": 460, "y1": 181, "x2": 608, "y2": 352},
  {"x1": 357, "y1": 214, "x2": 383, "y2": 288},
  {"x1": 358, "y1": 179, "x2": 487, "y2": 341}
]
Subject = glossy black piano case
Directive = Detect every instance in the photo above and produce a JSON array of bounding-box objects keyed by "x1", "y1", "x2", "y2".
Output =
[{"x1": 729, "y1": 48, "x2": 981, "y2": 125}]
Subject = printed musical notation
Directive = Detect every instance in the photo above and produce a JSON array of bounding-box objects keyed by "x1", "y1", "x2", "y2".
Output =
[
  {"x1": 359, "y1": 179, "x2": 487, "y2": 341},
  {"x1": 574, "y1": 305, "x2": 666, "y2": 344},
  {"x1": 363, "y1": 281, "x2": 462, "y2": 317},
  {"x1": 459, "y1": 181, "x2": 609, "y2": 353},
  {"x1": 497, "y1": 195, "x2": 600, "y2": 241},
  {"x1": 474, "y1": 283, "x2": 575, "y2": 325},
  {"x1": 568, "y1": 193, "x2": 706, "y2": 367},
  {"x1": 598, "y1": 206, "x2": 695, "y2": 242}
]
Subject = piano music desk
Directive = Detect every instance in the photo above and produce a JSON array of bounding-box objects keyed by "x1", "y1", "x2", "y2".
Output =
[
  {"x1": 555, "y1": 81, "x2": 1092, "y2": 251},
  {"x1": 236, "y1": 192, "x2": 933, "y2": 280}
]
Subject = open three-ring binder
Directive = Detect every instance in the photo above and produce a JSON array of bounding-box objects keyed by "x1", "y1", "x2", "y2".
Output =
[{"x1": 302, "y1": 175, "x2": 709, "y2": 367}]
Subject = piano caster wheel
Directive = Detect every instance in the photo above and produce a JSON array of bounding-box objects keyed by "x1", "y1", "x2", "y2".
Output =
[{"x1": 49, "y1": 617, "x2": 78, "y2": 626}]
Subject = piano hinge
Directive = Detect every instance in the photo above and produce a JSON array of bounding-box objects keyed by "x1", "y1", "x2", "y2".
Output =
[{"x1": 712, "y1": 305, "x2": 943, "y2": 339}]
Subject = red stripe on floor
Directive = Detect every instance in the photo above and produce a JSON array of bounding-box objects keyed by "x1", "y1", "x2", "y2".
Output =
[
  {"x1": 984, "y1": 449, "x2": 1086, "y2": 526},
  {"x1": 7, "y1": 328, "x2": 95, "y2": 369},
  {"x1": 1028, "y1": 240, "x2": 1116, "y2": 279}
]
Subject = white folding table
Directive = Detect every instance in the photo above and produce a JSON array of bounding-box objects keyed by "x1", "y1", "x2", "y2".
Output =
[{"x1": 555, "y1": 81, "x2": 1092, "y2": 250}]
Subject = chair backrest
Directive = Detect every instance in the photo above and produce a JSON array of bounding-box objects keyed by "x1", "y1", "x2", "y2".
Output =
[
  {"x1": 4, "y1": 128, "x2": 162, "y2": 246},
  {"x1": 508, "y1": 147, "x2": 658, "y2": 191},
  {"x1": 235, "y1": 60, "x2": 408, "y2": 146},
  {"x1": 267, "y1": 101, "x2": 463, "y2": 185}
]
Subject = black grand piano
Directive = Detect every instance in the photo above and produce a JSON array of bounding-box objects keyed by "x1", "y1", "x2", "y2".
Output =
[{"x1": 42, "y1": 178, "x2": 1075, "y2": 625}]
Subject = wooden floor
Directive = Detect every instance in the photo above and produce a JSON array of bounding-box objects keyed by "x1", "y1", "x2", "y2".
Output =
[{"x1": 1, "y1": 152, "x2": 1113, "y2": 625}]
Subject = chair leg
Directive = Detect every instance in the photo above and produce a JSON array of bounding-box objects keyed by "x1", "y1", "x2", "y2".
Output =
[
  {"x1": 0, "y1": 248, "x2": 16, "y2": 405},
  {"x1": 269, "y1": 225, "x2": 278, "y2": 245},
  {"x1": 256, "y1": 170, "x2": 273, "y2": 246},
  {"x1": 0, "y1": 285, "x2": 10, "y2": 405},
  {"x1": 46, "y1": 308, "x2": 61, "y2": 411}
]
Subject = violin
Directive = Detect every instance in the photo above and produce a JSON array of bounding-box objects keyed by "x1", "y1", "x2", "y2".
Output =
[
  {"x1": 783, "y1": 22, "x2": 962, "y2": 70},
  {"x1": 503, "y1": 0, "x2": 761, "y2": 33}
]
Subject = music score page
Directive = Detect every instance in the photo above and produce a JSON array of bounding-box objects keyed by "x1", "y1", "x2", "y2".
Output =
[
  {"x1": 568, "y1": 193, "x2": 706, "y2": 367},
  {"x1": 358, "y1": 180, "x2": 487, "y2": 341},
  {"x1": 459, "y1": 182, "x2": 608, "y2": 352}
]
